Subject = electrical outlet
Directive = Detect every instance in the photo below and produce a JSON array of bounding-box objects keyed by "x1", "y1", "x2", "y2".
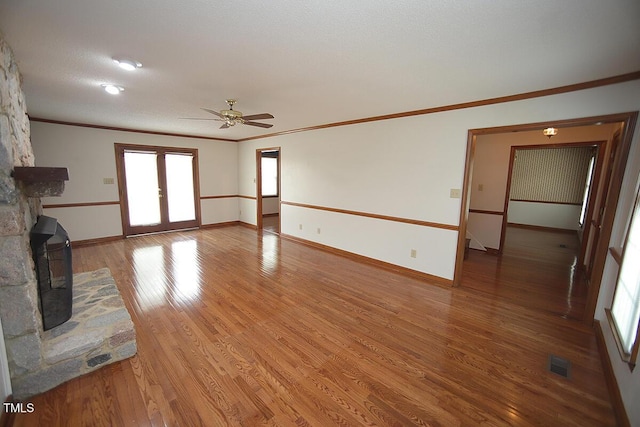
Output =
[
  {"x1": 410, "y1": 249, "x2": 417, "y2": 258},
  {"x1": 450, "y1": 188, "x2": 461, "y2": 198},
  {"x1": 103, "y1": 177, "x2": 114, "y2": 185}
]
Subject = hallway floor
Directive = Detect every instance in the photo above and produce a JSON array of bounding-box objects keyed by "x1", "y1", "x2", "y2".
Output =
[{"x1": 461, "y1": 226, "x2": 588, "y2": 320}]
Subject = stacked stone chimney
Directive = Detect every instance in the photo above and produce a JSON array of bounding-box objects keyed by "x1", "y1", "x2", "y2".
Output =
[{"x1": 0, "y1": 35, "x2": 45, "y2": 398}]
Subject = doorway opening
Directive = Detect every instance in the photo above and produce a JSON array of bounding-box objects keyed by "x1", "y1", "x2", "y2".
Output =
[
  {"x1": 462, "y1": 142, "x2": 605, "y2": 320},
  {"x1": 115, "y1": 143, "x2": 201, "y2": 236},
  {"x1": 501, "y1": 142, "x2": 604, "y2": 260},
  {"x1": 256, "y1": 148, "x2": 281, "y2": 234},
  {"x1": 455, "y1": 112, "x2": 638, "y2": 325}
]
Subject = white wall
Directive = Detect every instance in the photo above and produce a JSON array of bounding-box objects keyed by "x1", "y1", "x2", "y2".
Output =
[
  {"x1": 240, "y1": 116, "x2": 466, "y2": 280},
  {"x1": 281, "y1": 203, "x2": 458, "y2": 279},
  {"x1": 30, "y1": 122, "x2": 239, "y2": 241},
  {"x1": 262, "y1": 197, "x2": 280, "y2": 215},
  {"x1": 507, "y1": 201, "x2": 582, "y2": 230},
  {"x1": 467, "y1": 213, "x2": 502, "y2": 250}
]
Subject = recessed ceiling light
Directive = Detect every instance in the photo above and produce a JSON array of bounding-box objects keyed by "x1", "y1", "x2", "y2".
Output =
[
  {"x1": 101, "y1": 84, "x2": 124, "y2": 95},
  {"x1": 112, "y1": 58, "x2": 142, "y2": 71}
]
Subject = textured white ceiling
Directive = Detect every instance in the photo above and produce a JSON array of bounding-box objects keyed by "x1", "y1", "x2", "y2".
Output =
[{"x1": 1, "y1": 0, "x2": 639, "y2": 140}]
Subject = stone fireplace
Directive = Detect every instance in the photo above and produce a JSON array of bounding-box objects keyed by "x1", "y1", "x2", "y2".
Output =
[{"x1": 1, "y1": 34, "x2": 136, "y2": 399}]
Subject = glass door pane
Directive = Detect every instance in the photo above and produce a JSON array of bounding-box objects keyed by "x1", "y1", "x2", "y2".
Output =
[
  {"x1": 124, "y1": 151, "x2": 161, "y2": 226},
  {"x1": 165, "y1": 153, "x2": 196, "y2": 223},
  {"x1": 261, "y1": 156, "x2": 278, "y2": 196}
]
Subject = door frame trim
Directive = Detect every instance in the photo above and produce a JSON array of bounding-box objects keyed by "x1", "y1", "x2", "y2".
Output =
[
  {"x1": 115, "y1": 143, "x2": 201, "y2": 236},
  {"x1": 454, "y1": 111, "x2": 638, "y2": 326},
  {"x1": 256, "y1": 147, "x2": 281, "y2": 233}
]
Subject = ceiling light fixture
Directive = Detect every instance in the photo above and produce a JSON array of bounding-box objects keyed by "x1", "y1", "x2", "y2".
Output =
[
  {"x1": 543, "y1": 127, "x2": 558, "y2": 138},
  {"x1": 112, "y1": 58, "x2": 142, "y2": 71},
  {"x1": 101, "y1": 84, "x2": 124, "y2": 95}
]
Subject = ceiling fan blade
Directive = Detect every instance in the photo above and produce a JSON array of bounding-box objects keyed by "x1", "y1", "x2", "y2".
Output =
[
  {"x1": 201, "y1": 108, "x2": 225, "y2": 118},
  {"x1": 241, "y1": 113, "x2": 274, "y2": 121},
  {"x1": 219, "y1": 122, "x2": 230, "y2": 129},
  {"x1": 243, "y1": 121, "x2": 273, "y2": 128}
]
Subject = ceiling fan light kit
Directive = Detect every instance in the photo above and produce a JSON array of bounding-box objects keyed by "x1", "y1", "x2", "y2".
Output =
[{"x1": 188, "y1": 99, "x2": 275, "y2": 129}]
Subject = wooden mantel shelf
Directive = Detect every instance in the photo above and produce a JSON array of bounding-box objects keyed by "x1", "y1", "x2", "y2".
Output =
[
  {"x1": 12, "y1": 167, "x2": 69, "y2": 198},
  {"x1": 12, "y1": 167, "x2": 69, "y2": 182}
]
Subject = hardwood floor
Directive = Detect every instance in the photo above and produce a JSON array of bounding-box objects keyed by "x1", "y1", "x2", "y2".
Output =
[
  {"x1": 11, "y1": 226, "x2": 614, "y2": 426},
  {"x1": 461, "y1": 225, "x2": 588, "y2": 321},
  {"x1": 262, "y1": 214, "x2": 279, "y2": 234}
]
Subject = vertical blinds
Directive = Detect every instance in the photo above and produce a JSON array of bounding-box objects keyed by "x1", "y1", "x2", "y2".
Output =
[{"x1": 510, "y1": 146, "x2": 594, "y2": 204}]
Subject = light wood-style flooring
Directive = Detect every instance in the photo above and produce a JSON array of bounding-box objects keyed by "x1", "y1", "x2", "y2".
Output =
[{"x1": 11, "y1": 225, "x2": 615, "y2": 426}]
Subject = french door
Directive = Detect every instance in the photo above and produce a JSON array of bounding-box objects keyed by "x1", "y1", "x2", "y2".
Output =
[{"x1": 115, "y1": 144, "x2": 200, "y2": 236}]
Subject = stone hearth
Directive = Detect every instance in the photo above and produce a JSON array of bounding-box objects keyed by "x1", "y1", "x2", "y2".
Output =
[{"x1": 16, "y1": 268, "x2": 136, "y2": 398}]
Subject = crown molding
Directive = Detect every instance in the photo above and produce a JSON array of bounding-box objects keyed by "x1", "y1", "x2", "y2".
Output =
[{"x1": 29, "y1": 71, "x2": 640, "y2": 143}]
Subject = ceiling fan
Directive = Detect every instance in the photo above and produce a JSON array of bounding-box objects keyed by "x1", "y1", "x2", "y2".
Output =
[{"x1": 188, "y1": 99, "x2": 274, "y2": 129}]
